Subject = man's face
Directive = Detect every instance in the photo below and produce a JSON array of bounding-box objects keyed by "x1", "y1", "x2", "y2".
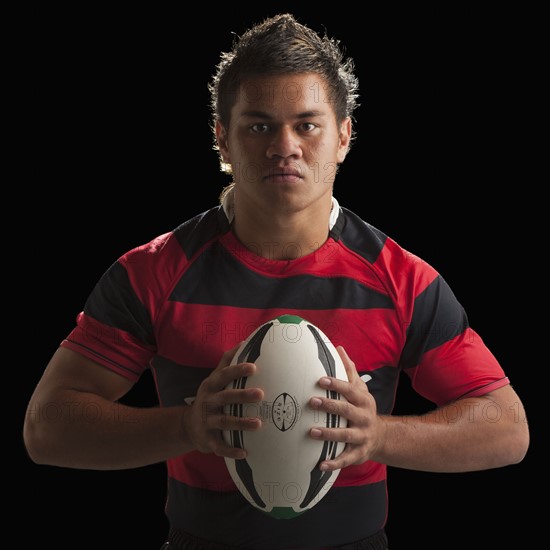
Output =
[{"x1": 217, "y1": 73, "x2": 351, "y2": 214}]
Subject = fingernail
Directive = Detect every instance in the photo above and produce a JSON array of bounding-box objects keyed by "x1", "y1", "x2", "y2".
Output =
[
  {"x1": 311, "y1": 428, "x2": 322, "y2": 438},
  {"x1": 320, "y1": 377, "x2": 331, "y2": 387},
  {"x1": 310, "y1": 397, "x2": 322, "y2": 407},
  {"x1": 320, "y1": 463, "x2": 329, "y2": 471}
]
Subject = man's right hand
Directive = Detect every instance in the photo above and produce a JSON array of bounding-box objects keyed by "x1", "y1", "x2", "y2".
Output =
[{"x1": 182, "y1": 343, "x2": 264, "y2": 459}]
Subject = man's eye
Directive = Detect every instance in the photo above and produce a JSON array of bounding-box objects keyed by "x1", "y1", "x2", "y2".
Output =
[
  {"x1": 251, "y1": 124, "x2": 269, "y2": 133},
  {"x1": 300, "y1": 123, "x2": 317, "y2": 132}
]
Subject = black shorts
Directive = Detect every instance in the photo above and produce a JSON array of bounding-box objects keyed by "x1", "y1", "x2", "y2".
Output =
[{"x1": 160, "y1": 527, "x2": 388, "y2": 550}]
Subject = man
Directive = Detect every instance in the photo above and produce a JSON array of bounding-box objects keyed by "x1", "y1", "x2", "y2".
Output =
[{"x1": 24, "y1": 13, "x2": 529, "y2": 549}]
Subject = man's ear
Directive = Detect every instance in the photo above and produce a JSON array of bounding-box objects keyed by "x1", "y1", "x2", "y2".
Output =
[
  {"x1": 216, "y1": 121, "x2": 230, "y2": 164},
  {"x1": 336, "y1": 117, "x2": 352, "y2": 163}
]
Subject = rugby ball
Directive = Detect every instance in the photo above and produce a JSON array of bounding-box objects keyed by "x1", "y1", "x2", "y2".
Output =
[{"x1": 223, "y1": 314, "x2": 348, "y2": 519}]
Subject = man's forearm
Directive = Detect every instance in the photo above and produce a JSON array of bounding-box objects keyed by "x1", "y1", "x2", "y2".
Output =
[
  {"x1": 373, "y1": 390, "x2": 528, "y2": 472},
  {"x1": 24, "y1": 390, "x2": 192, "y2": 470}
]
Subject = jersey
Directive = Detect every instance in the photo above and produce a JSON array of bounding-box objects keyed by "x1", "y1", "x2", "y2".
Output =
[{"x1": 61, "y1": 200, "x2": 509, "y2": 549}]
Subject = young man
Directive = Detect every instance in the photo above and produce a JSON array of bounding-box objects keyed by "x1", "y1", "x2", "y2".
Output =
[{"x1": 24, "y1": 13, "x2": 529, "y2": 550}]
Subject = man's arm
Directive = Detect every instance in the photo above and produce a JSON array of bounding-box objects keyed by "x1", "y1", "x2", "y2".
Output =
[
  {"x1": 23, "y1": 346, "x2": 263, "y2": 470},
  {"x1": 373, "y1": 384, "x2": 527, "y2": 472},
  {"x1": 310, "y1": 347, "x2": 530, "y2": 473}
]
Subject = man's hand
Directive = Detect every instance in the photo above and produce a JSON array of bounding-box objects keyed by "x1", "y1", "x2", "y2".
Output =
[
  {"x1": 182, "y1": 343, "x2": 264, "y2": 459},
  {"x1": 309, "y1": 346, "x2": 383, "y2": 471}
]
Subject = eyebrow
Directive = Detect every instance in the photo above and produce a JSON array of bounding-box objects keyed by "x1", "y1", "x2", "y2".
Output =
[{"x1": 240, "y1": 110, "x2": 326, "y2": 120}]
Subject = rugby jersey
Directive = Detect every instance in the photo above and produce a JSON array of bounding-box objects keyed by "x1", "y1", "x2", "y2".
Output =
[{"x1": 61, "y1": 199, "x2": 508, "y2": 548}]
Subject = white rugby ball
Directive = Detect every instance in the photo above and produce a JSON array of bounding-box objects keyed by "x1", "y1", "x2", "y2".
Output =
[{"x1": 223, "y1": 314, "x2": 348, "y2": 519}]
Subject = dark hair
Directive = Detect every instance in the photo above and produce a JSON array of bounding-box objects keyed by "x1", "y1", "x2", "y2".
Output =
[{"x1": 209, "y1": 13, "x2": 360, "y2": 170}]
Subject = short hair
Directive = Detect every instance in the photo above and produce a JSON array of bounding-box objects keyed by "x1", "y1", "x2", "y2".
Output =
[{"x1": 209, "y1": 13, "x2": 360, "y2": 170}]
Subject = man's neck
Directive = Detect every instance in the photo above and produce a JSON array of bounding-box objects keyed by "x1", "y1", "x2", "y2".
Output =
[{"x1": 224, "y1": 190, "x2": 334, "y2": 261}]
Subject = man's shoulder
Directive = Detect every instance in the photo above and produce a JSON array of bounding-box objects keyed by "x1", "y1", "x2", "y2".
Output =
[
  {"x1": 120, "y1": 205, "x2": 228, "y2": 271},
  {"x1": 336, "y1": 206, "x2": 390, "y2": 265},
  {"x1": 337, "y1": 206, "x2": 437, "y2": 282},
  {"x1": 171, "y1": 205, "x2": 229, "y2": 257}
]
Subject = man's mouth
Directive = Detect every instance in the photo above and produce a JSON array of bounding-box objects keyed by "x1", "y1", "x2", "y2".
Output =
[{"x1": 263, "y1": 166, "x2": 304, "y2": 182}]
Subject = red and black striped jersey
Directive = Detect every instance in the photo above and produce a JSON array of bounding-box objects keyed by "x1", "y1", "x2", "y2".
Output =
[{"x1": 61, "y1": 202, "x2": 508, "y2": 548}]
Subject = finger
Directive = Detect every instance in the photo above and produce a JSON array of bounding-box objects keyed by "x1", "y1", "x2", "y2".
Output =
[
  {"x1": 319, "y1": 376, "x2": 359, "y2": 412},
  {"x1": 222, "y1": 387, "x2": 264, "y2": 405},
  {"x1": 310, "y1": 425, "x2": 355, "y2": 445},
  {"x1": 216, "y1": 342, "x2": 245, "y2": 370},
  {"x1": 310, "y1": 395, "x2": 354, "y2": 423},
  {"x1": 336, "y1": 346, "x2": 361, "y2": 384},
  {"x1": 307, "y1": 427, "x2": 360, "y2": 471},
  {"x1": 214, "y1": 444, "x2": 248, "y2": 460},
  {"x1": 319, "y1": 447, "x2": 360, "y2": 472},
  {"x1": 209, "y1": 433, "x2": 249, "y2": 460},
  {"x1": 203, "y1": 411, "x2": 263, "y2": 432},
  {"x1": 211, "y1": 416, "x2": 263, "y2": 459},
  {"x1": 206, "y1": 361, "x2": 259, "y2": 393},
  {"x1": 317, "y1": 373, "x2": 370, "y2": 405}
]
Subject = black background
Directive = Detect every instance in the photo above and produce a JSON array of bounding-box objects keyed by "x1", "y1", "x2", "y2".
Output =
[{"x1": 15, "y1": 4, "x2": 538, "y2": 549}]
